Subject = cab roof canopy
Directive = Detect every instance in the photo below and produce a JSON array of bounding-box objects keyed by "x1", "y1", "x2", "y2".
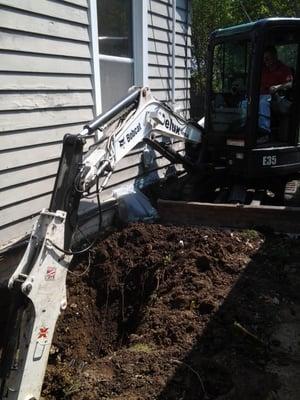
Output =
[{"x1": 212, "y1": 17, "x2": 300, "y2": 40}]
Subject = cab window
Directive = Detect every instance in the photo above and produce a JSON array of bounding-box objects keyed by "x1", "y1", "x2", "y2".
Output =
[{"x1": 210, "y1": 40, "x2": 251, "y2": 134}]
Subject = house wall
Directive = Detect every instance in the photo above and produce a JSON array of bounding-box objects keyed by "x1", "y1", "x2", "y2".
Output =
[
  {"x1": 0, "y1": 0, "x2": 192, "y2": 249},
  {"x1": 0, "y1": 0, "x2": 94, "y2": 247},
  {"x1": 148, "y1": 0, "x2": 191, "y2": 117}
]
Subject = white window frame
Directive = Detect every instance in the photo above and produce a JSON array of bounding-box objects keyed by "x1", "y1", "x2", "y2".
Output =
[{"x1": 89, "y1": 0, "x2": 148, "y2": 115}]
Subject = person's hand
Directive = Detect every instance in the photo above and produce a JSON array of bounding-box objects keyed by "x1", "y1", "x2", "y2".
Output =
[{"x1": 269, "y1": 84, "x2": 280, "y2": 94}]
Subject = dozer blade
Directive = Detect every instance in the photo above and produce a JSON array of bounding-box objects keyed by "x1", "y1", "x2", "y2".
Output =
[{"x1": 158, "y1": 199, "x2": 300, "y2": 233}]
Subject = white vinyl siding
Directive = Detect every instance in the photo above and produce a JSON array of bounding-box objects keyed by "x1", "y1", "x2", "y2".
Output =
[
  {"x1": 0, "y1": 0, "x2": 93, "y2": 247},
  {"x1": 148, "y1": 0, "x2": 191, "y2": 117}
]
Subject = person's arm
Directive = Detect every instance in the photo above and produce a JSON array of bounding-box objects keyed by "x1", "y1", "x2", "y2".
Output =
[{"x1": 270, "y1": 80, "x2": 292, "y2": 94}]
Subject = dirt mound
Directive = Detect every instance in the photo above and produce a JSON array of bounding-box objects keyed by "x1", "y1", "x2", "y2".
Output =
[{"x1": 39, "y1": 223, "x2": 300, "y2": 399}]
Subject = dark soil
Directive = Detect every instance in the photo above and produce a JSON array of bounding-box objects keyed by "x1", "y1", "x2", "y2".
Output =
[{"x1": 41, "y1": 223, "x2": 300, "y2": 400}]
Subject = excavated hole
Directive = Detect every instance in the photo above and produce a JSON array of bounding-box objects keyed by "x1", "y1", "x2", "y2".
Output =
[
  {"x1": 92, "y1": 258, "x2": 158, "y2": 354},
  {"x1": 50, "y1": 225, "x2": 169, "y2": 363}
]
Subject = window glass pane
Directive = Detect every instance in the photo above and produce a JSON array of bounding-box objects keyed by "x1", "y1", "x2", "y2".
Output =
[
  {"x1": 212, "y1": 41, "x2": 250, "y2": 94},
  {"x1": 277, "y1": 44, "x2": 298, "y2": 72},
  {"x1": 100, "y1": 58, "x2": 134, "y2": 111},
  {"x1": 97, "y1": 0, "x2": 133, "y2": 58},
  {"x1": 211, "y1": 40, "x2": 251, "y2": 134}
]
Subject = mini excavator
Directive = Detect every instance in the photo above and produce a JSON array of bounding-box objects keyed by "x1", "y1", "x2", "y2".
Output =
[
  {"x1": 1, "y1": 17, "x2": 300, "y2": 400},
  {"x1": 199, "y1": 17, "x2": 300, "y2": 205}
]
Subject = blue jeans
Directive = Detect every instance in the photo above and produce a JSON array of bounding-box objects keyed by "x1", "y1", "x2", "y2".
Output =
[{"x1": 259, "y1": 95, "x2": 271, "y2": 133}]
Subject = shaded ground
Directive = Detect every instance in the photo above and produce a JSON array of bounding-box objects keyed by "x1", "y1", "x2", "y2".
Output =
[{"x1": 40, "y1": 223, "x2": 300, "y2": 400}]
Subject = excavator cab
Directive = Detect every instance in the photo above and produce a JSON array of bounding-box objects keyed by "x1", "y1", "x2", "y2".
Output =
[{"x1": 204, "y1": 18, "x2": 300, "y2": 181}]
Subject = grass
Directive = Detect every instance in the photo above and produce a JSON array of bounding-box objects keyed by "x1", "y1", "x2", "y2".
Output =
[
  {"x1": 163, "y1": 254, "x2": 172, "y2": 266},
  {"x1": 243, "y1": 229, "x2": 260, "y2": 241},
  {"x1": 128, "y1": 343, "x2": 154, "y2": 353}
]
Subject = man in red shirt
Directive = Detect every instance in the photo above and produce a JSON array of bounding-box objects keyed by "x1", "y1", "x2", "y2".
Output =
[
  {"x1": 259, "y1": 46, "x2": 293, "y2": 138},
  {"x1": 261, "y1": 46, "x2": 293, "y2": 94}
]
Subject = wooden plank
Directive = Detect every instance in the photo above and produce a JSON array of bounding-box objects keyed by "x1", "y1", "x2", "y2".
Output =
[
  {"x1": 0, "y1": 160, "x2": 59, "y2": 189},
  {"x1": 0, "y1": 8, "x2": 89, "y2": 42},
  {"x1": 148, "y1": 40, "x2": 191, "y2": 58},
  {"x1": 0, "y1": 194, "x2": 51, "y2": 227},
  {"x1": 0, "y1": 107, "x2": 94, "y2": 133},
  {"x1": 0, "y1": 31, "x2": 91, "y2": 59},
  {"x1": 0, "y1": 52, "x2": 92, "y2": 74},
  {"x1": 0, "y1": 92, "x2": 93, "y2": 111},
  {"x1": 0, "y1": 73, "x2": 92, "y2": 91},
  {"x1": 0, "y1": 176, "x2": 56, "y2": 208},
  {"x1": 158, "y1": 200, "x2": 300, "y2": 234},
  {"x1": 0, "y1": 0, "x2": 89, "y2": 25},
  {"x1": 0, "y1": 123, "x2": 87, "y2": 151}
]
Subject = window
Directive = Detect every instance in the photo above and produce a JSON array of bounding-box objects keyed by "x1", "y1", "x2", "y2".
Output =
[
  {"x1": 211, "y1": 40, "x2": 251, "y2": 134},
  {"x1": 98, "y1": 0, "x2": 133, "y2": 57},
  {"x1": 97, "y1": 0, "x2": 134, "y2": 112}
]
